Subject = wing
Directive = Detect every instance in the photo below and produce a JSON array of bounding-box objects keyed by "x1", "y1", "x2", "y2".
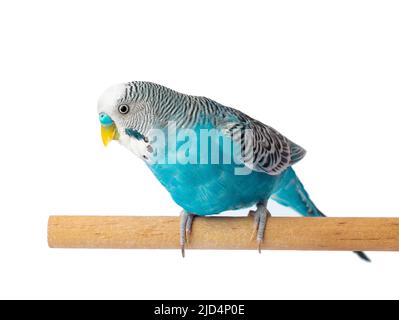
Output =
[{"x1": 217, "y1": 108, "x2": 306, "y2": 175}]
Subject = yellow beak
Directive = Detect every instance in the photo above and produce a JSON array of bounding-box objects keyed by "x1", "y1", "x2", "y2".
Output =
[{"x1": 101, "y1": 124, "x2": 119, "y2": 146}]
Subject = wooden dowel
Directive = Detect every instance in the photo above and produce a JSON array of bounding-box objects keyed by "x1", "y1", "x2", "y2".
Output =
[{"x1": 48, "y1": 216, "x2": 399, "y2": 251}]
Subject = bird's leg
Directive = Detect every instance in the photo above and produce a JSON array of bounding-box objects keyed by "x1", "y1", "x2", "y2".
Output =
[
  {"x1": 249, "y1": 201, "x2": 271, "y2": 253},
  {"x1": 180, "y1": 211, "x2": 195, "y2": 258}
]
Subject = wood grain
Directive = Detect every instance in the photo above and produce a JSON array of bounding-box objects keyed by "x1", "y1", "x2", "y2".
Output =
[{"x1": 48, "y1": 216, "x2": 399, "y2": 251}]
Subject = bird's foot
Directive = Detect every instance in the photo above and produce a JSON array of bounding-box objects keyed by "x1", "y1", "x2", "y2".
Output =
[
  {"x1": 180, "y1": 211, "x2": 195, "y2": 258},
  {"x1": 249, "y1": 202, "x2": 271, "y2": 253}
]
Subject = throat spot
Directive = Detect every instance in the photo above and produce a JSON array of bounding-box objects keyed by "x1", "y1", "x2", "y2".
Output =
[{"x1": 119, "y1": 133, "x2": 152, "y2": 161}]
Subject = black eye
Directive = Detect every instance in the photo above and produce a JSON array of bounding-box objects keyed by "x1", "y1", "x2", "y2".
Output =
[{"x1": 118, "y1": 104, "x2": 130, "y2": 114}]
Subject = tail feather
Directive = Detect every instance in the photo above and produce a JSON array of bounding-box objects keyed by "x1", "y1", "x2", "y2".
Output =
[
  {"x1": 354, "y1": 251, "x2": 371, "y2": 263},
  {"x1": 272, "y1": 168, "x2": 371, "y2": 262}
]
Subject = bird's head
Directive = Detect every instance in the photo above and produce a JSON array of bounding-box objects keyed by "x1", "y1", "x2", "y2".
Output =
[{"x1": 97, "y1": 82, "x2": 151, "y2": 146}]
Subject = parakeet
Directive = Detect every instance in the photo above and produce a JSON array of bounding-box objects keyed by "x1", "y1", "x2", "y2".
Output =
[{"x1": 97, "y1": 81, "x2": 369, "y2": 261}]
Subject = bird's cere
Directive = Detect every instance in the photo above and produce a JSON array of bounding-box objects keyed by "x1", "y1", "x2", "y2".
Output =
[{"x1": 99, "y1": 112, "x2": 114, "y2": 127}]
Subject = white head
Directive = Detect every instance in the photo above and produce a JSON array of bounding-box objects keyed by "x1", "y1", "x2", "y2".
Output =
[{"x1": 97, "y1": 82, "x2": 160, "y2": 161}]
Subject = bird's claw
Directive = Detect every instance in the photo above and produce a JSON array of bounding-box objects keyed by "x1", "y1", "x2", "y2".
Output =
[
  {"x1": 257, "y1": 240, "x2": 263, "y2": 254},
  {"x1": 250, "y1": 202, "x2": 271, "y2": 253},
  {"x1": 180, "y1": 211, "x2": 195, "y2": 257},
  {"x1": 181, "y1": 245, "x2": 185, "y2": 258}
]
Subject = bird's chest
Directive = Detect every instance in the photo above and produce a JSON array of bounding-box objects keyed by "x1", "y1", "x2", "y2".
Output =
[
  {"x1": 121, "y1": 126, "x2": 280, "y2": 215},
  {"x1": 144, "y1": 127, "x2": 279, "y2": 214}
]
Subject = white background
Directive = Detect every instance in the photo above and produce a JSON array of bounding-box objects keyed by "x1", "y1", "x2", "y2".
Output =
[{"x1": 1, "y1": 0, "x2": 398, "y2": 299}]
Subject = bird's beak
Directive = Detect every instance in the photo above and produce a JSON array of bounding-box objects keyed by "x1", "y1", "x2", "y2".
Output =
[
  {"x1": 99, "y1": 112, "x2": 119, "y2": 147},
  {"x1": 101, "y1": 123, "x2": 119, "y2": 147}
]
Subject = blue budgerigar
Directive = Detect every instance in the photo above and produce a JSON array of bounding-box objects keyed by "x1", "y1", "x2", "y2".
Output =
[{"x1": 97, "y1": 81, "x2": 369, "y2": 261}]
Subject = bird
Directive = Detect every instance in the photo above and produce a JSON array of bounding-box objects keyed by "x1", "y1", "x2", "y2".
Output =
[{"x1": 97, "y1": 81, "x2": 370, "y2": 262}]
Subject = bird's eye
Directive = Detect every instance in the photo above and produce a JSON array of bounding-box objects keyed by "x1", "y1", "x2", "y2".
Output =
[{"x1": 118, "y1": 104, "x2": 130, "y2": 114}]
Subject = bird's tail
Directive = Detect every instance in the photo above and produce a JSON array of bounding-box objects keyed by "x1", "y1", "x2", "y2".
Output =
[{"x1": 271, "y1": 168, "x2": 371, "y2": 262}]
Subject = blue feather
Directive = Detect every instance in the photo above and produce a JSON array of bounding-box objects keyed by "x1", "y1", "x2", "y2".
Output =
[{"x1": 147, "y1": 123, "x2": 294, "y2": 215}]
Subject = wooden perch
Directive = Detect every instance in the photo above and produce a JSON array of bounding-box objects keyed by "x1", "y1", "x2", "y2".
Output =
[{"x1": 48, "y1": 216, "x2": 399, "y2": 251}]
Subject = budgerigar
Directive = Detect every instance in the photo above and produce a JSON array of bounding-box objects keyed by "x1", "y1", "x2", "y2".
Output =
[{"x1": 97, "y1": 81, "x2": 369, "y2": 261}]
